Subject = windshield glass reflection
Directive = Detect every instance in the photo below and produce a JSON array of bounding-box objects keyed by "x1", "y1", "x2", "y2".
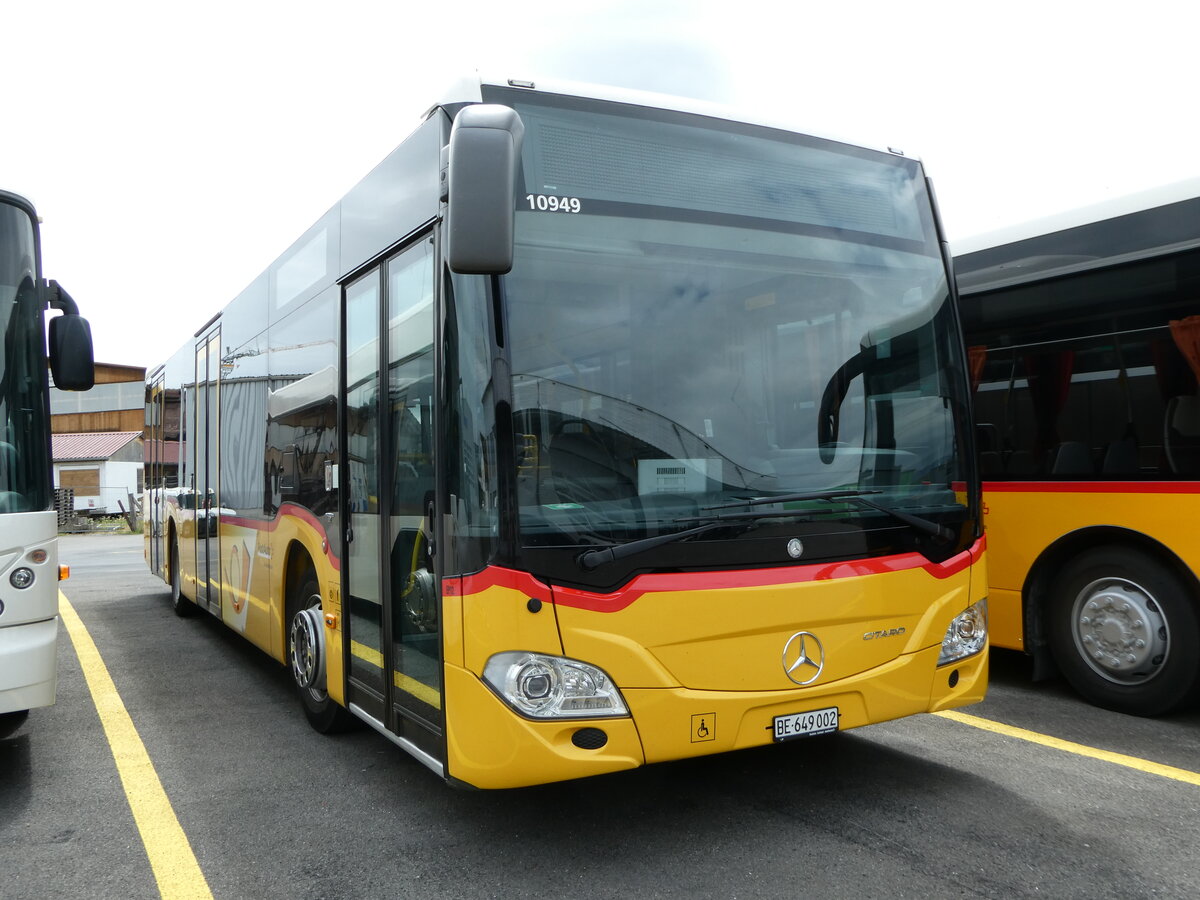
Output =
[
  {"x1": 497, "y1": 99, "x2": 969, "y2": 553},
  {"x1": 507, "y1": 214, "x2": 965, "y2": 548},
  {"x1": 0, "y1": 202, "x2": 51, "y2": 512}
]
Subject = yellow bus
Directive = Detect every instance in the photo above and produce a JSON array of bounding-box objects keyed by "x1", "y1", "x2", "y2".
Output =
[
  {"x1": 144, "y1": 75, "x2": 987, "y2": 788},
  {"x1": 955, "y1": 180, "x2": 1200, "y2": 715}
]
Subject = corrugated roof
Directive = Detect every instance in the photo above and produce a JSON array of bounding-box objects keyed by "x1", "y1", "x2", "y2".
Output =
[{"x1": 52, "y1": 431, "x2": 141, "y2": 461}]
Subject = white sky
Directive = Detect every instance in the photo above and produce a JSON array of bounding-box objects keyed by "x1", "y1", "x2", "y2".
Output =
[{"x1": 6, "y1": 0, "x2": 1198, "y2": 367}]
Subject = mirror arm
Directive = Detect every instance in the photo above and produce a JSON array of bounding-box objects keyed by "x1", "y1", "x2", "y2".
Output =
[
  {"x1": 44, "y1": 279, "x2": 80, "y2": 316},
  {"x1": 817, "y1": 349, "x2": 871, "y2": 464}
]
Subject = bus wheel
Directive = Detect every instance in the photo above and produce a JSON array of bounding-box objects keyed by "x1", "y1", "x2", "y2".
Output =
[
  {"x1": 169, "y1": 537, "x2": 195, "y2": 618},
  {"x1": 1048, "y1": 546, "x2": 1200, "y2": 715},
  {"x1": 288, "y1": 576, "x2": 354, "y2": 733}
]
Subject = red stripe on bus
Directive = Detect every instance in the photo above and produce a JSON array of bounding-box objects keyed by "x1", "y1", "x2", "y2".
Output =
[
  {"x1": 448, "y1": 568, "x2": 553, "y2": 598},
  {"x1": 983, "y1": 481, "x2": 1200, "y2": 494},
  {"x1": 453, "y1": 539, "x2": 982, "y2": 613},
  {"x1": 219, "y1": 503, "x2": 340, "y2": 571}
]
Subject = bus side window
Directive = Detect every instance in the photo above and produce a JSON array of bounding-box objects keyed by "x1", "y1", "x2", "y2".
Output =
[{"x1": 279, "y1": 446, "x2": 298, "y2": 492}]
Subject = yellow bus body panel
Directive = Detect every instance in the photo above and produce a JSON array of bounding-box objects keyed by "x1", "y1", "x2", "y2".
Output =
[
  {"x1": 262, "y1": 508, "x2": 345, "y2": 704},
  {"x1": 457, "y1": 574, "x2": 566, "y2": 672},
  {"x1": 982, "y1": 482, "x2": 1200, "y2": 651},
  {"x1": 552, "y1": 560, "x2": 979, "y2": 691},
  {"x1": 445, "y1": 546, "x2": 987, "y2": 788},
  {"x1": 627, "y1": 643, "x2": 986, "y2": 764},
  {"x1": 444, "y1": 664, "x2": 645, "y2": 789},
  {"x1": 165, "y1": 505, "x2": 346, "y2": 706}
]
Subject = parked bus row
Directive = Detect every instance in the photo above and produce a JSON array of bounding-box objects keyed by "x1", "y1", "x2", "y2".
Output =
[{"x1": 12, "y1": 78, "x2": 1198, "y2": 781}]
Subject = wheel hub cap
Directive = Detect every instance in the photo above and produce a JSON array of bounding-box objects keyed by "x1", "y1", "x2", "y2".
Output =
[
  {"x1": 290, "y1": 607, "x2": 325, "y2": 690},
  {"x1": 1072, "y1": 578, "x2": 1169, "y2": 684}
]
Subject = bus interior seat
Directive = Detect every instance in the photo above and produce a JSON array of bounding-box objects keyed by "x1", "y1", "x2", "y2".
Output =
[
  {"x1": 979, "y1": 451, "x2": 1004, "y2": 476},
  {"x1": 1005, "y1": 450, "x2": 1039, "y2": 475},
  {"x1": 1050, "y1": 441, "x2": 1094, "y2": 475},
  {"x1": 975, "y1": 423, "x2": 1003, "y2": 475},
  {"x1": 1164, "y1": 395, "x2": 1200, "y2": 474},
  {"x1": 1102, "y1": 436, "x2": 1139, "y2": 474},
  {"x1": 975, "y1": 423, "x2": 1000, "y2": 452}
]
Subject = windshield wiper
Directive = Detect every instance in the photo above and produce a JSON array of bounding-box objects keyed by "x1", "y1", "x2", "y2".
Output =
[
  {"x1": 703, "y1": 489, "x2": 873, "y2": 510},
  {"x1": 576, "y1": 489, "x2": 955, "y2": 571},
  {"x1": 847, "y1": 495, "x2": 956, "y2": 541},
  {"x1": 576, "y1": 521, "x2": 732, "y2": 571},
  {"x1": 706, "y1": 489, "x2": 955, "y2": 541}
]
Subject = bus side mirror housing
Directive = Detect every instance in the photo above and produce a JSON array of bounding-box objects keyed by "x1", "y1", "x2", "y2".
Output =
[
  {"x1": 446, "y1": 104, "x2": 525, "y2": 275},
  {"x1": 45, "y1": 280, "x2": 95, "y2": 391}
]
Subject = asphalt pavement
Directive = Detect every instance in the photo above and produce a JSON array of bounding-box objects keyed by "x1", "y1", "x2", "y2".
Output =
[{"x1": 1, "y1": 532, "x2": 1197, "y2": 899}]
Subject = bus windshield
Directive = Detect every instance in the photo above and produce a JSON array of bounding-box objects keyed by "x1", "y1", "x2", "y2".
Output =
[
  {"x1": 0, "y1": 201, "x2": 51, "y2": 513},
  {"x1": 499, "y1": 94, "x2": 971, "y2": 568}
]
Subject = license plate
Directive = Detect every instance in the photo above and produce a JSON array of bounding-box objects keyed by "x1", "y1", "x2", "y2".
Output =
[{"x1": 773, "y1": 706, "x2": 839, "y2": 741}]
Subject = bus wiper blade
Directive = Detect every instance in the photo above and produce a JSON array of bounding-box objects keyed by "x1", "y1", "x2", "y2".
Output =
[
  {"x1": 675, "y1": 508, "x2": 830, "y2": 523},
  {"x1": 848, "y1": 496, "x2": 956, "y2": 542},
  {"x1": 703, "y1": 489, "x2": 880, "y2": 510},
  {"x1": 576, "y1": 521, "x2": 730, "y2": 571},
  {"x1": 706, "y1": 489, "x2": 954, "y2": 541}
]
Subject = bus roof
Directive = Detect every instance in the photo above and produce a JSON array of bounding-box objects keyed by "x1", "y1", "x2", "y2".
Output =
[
  {"x1": 953, "y1": 177, "x2": 1200, "y2": 293},
  {"x1": 435, "y1": 73, "x2": 914, "y2": 161},
  {"x1": 954, "y1": 177, "x2": 1200, "y2": 257}
]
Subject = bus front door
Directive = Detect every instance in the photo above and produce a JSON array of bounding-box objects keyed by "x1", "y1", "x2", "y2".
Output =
[
  {"x1": 193, "y1": 329, "x2": 221, "y2": 613},
  {"x1": 343, "y1": 237, "x2": 442, "y2": 764}
]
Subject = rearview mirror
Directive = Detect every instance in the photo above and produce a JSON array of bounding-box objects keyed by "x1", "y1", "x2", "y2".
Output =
[
  {"x1": 49, "y1": 313, "x2": 95, "y2": 391},
  {"x1": 446, "y1": 104, "x2": 525, "y2": 275},
  {"x1": 44, "y1": 280, "x2": 94, "y2": 391}
]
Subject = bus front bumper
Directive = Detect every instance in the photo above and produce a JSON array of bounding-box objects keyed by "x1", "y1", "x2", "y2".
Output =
[
  {"x1": 444, "y1": 642, "x2": 986, "y2": 789},
  {"x1": 0, "y1": 617, "x2": 59, "y2": 715}
]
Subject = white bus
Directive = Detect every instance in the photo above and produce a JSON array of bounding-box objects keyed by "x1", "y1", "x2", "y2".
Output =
[{"x1": 0, "y1": 189, "x2": 94, "y2": 736}]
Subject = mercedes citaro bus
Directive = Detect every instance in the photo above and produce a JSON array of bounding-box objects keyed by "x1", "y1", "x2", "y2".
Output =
[{"x1": 144, "y1": 76, "x2": 987, "y2": 788}]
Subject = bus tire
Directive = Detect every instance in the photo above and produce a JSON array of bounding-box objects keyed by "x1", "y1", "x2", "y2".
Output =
[
  {"x1": 169, "y1": 536, "x2": 196, "y2": 618},
  {"x1": 288, "y1": 574, "x2": 355, "y2": 734},
  {"x1": 1047, "y1": 546, "x2": 1200, "y2": 715}
]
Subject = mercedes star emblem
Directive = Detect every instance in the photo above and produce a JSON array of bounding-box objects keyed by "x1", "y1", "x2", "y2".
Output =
[{"x1": 782, "y1": 631, "x2": 825, "y2": 686}]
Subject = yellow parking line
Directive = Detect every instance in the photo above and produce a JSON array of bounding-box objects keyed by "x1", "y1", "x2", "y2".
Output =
[
  {"x1": 935, "y1": 709, "x2": 1200, "y2": 786},
  {"x1": 59, "y1": 592, "x2": 214, "y2": 900}
]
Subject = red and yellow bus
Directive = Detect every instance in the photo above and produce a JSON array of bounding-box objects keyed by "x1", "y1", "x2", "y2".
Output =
[
  {"x1": 144, "y1": 75, "x2": 987, "y2": 788},
  {"x1": 955, "y1": 179, "x2": 1200, "y2": 715}
]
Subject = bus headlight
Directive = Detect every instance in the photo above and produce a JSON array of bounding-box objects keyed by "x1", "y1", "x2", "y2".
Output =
[
  {"x1": 938, "y1": 598, "x2": 988, "y2": 665},
  {"x1": 483, "y1": 652, "x2": 629, "y2": 719},
  {"x1": 10, "y1": 567, "x2": 35, "y2": 589}
]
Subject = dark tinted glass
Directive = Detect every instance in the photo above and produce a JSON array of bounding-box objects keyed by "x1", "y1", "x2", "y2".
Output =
[
  {"x1": 0, "y1": 202, "x2": 51, "y2": 511},
  {"x1": 967, "y1": 248, "x2": 1200, "y2": 479}
]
